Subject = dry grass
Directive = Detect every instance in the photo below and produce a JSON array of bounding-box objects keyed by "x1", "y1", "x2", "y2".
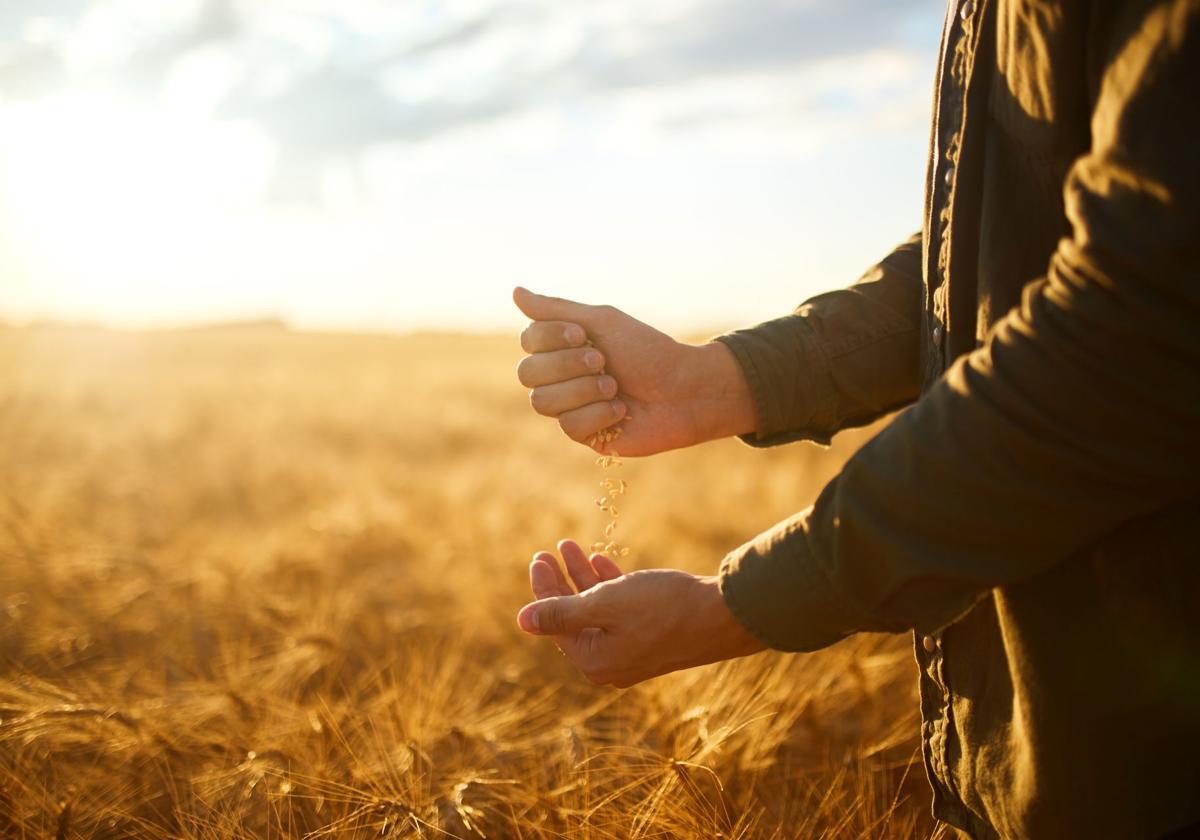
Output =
[{"x1": 0, "y1": 325, "x2": 942, "y2": 839}]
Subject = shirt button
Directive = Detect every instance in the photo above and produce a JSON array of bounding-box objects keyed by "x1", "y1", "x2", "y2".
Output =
[
  {"x1": 932, "y1": 324, "x2": 944, "y2": 348},
  {"x1": 960, "y1": 0, "x2": 975, "y2": 19},
  {"x1": 923, "y1": 635, "x2": 938, "y2": 653}
]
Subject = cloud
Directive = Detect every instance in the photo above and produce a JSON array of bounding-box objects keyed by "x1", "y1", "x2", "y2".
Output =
[
  {"x1": 112, "y1": 0, "x2": 239, "y2": 96},
  {"x1": 0, "y1": 1, "x2": 87, "y2": 43},
  {"x1": 0, "y1": 0, "x2": 237, "y2": 102},
  {"x1": 0, "y1": 0, "x2": 943, "y2": 203},
  {"x1": 0, "y1": 2, "x2": 85, "y2": 100},
  {"x1": 214, "y1": 0, "x2": 940, "y2": 176},
  {"x1": 0, "y1": 45, "x2": 66, "y2": 100}
]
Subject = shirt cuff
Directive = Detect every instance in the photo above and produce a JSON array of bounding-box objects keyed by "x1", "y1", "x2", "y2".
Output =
[
  {"x1": 717, "y1": 507, "x2": 863, "y2": 653},
  {"x1": 714, "y1": 316, "x2": 835, "y2": 448}
]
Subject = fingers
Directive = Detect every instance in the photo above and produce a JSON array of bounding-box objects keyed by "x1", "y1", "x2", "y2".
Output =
[
  {"x1": 530, "y1": 542, "x2": 621, "y2": 602},
  {"x1": 530, "y1": 553, "x2": 572, "y2": 599},
  {"x1": 529, "y1": 375, "x2": 618, "y2": 417},
  {"x1": 520, "y1": 320, "x2": 587, "y2": 354},
  {"x1": 517, "y1": 593, "x2": 596, "y2": 635},
  {"x1": 516, "y1": 347, "x2": 606, "y2": 388},
  {"x1": 558, "y1": 399, "x2": 628, "y2": 444},
  {"x1": 560, "y1": 539, "x2": 599, "y2": 591},
  {"x1": 513, "y1": 287, "x2": 596, "y2": 323},
  {"x1": 590, "y1": 553, "x2": 623, "y2": 581}
]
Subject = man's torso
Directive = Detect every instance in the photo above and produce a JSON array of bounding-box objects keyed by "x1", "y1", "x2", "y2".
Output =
[{"x1": 917, "y1": 1, "x2": 1200, "y2": 836}]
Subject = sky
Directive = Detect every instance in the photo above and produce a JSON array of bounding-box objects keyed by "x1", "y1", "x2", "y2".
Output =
[{"x1": 0, "y1": 0, "x2": 945, "y2": 335}]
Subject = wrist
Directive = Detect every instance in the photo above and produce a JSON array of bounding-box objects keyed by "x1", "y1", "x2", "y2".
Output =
[
  {"x1": 681, "y1": 341, "x2": 757, "y2": 443},
  {"x1": 697, "y1": 574, "x2": 768, "y2": 659}
]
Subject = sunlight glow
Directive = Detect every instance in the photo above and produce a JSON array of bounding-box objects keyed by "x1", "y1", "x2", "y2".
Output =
[
  {"x1": 0, "y1": 1, "x2": 943, "y2": 333},
  {"x1": 0, "y1": 91, "x2": 270, "y2": 318}
]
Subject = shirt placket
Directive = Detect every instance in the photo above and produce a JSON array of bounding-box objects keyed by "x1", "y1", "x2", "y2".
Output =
[
  {"x1": 925, "y1": 0, "x2": 979, "y2": 379},
  {"x1": 919, "y1": 0, "x2": 980, "y2": 817}
]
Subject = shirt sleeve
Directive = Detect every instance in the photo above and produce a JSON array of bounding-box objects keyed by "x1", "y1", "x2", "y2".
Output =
[
  {"x1": 720, "y1": 2, "x2": 1200, "y2": 652},
  {"x1": 713, "y1": 232, "x2": 923, "y2": 447}
]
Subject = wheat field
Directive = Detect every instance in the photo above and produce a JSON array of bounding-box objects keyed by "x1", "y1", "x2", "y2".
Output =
[{"x1": 0, "y1": 325, "x2": 943, "y2": 839}]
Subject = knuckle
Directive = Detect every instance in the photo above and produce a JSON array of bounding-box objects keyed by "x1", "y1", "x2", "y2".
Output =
[
  {"x1": 579, "y1": 347, "x2": 603, "y2": 373},
  {"x1": 515, "y1": 357, "x2": 535, "y2": 387},
  {"x1": 558, "y1": 416, "x2": 586, "y2": 443},
  {"x1": 539, "y1": 603, "x2": 561, "y2": 634},
  {"x1": 596, "y1": 304, "x2": 619, "y2": 321},
  {"x1": 563, "y1": 322, "x2": 585, "y2": 345},
  {"x1": 528, "y1": 389, "x2": 550, "y2": 416}
]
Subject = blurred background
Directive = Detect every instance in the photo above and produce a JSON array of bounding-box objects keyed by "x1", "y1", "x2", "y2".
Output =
[
  {"x1": 0, "y1": 3, "x2": 956, "y2": 835},
  {"x1": 0, "y1": 0, "x2": 943, "y2": 336}
]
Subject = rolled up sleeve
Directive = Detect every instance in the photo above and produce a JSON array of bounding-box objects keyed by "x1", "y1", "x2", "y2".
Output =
[
  {"x1": 718, "y1": 507, "x2": 874, "y2": 652},
  {"x1": 715, "y1": 233, "x2": 923, "y2": 447}
]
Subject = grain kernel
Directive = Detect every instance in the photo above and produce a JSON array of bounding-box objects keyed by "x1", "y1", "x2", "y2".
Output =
[{"x1": 584, "y1": 331, "x2": 632, "y2": 559}]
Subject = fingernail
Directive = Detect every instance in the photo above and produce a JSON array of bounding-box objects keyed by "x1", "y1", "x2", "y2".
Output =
[
  {"x1": 565, "y1": 325, "x2": 585, "y2": 345},
  {"x1": 612, "y1": 399, "x2": 627, "y2": 419},
  {"x1": 598, "y1": 375, "x2": 617, "y2": 397},
  {"x1": 585, "y1": 350, "x2": 604, "y2": 370}
]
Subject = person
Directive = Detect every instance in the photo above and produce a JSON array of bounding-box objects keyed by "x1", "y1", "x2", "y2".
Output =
[{"x1": 511, "y1": 1, "x2": 1200, "y2": 837}]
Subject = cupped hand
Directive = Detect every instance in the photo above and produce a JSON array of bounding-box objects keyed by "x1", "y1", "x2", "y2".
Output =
[
  {"x1": 517, "y1": 540, "x2": 765, "y2": 688},
  {"x1": 513, "y1": 287, "x2": 755, "y2": 456}
]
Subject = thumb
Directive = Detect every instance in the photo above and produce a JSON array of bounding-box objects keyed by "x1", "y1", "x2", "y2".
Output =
[
  {"x1": 513, "y1": 287, "x2": 595, "y2": 323},
  {"x1": 517, "y1": 594, "x2": 596, "y2": 635}
]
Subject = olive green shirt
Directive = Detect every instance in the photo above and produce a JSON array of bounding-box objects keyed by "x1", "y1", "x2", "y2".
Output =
[{"x1": 715, "y1": 1, "x2": 1200, "y2": 837}]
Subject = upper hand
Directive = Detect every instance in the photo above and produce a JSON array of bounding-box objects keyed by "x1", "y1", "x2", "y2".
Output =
[
  {"x1": 513, "y1": 287, "x2": 755, "y2": 455},
  {"x1": 516, "y1": 540, "x2": 765, "y2": 688}
]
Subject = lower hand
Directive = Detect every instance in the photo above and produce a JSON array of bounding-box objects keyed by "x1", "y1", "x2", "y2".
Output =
[{"x1": 517, "y1": 540, "x2": 766, "y2": 688}]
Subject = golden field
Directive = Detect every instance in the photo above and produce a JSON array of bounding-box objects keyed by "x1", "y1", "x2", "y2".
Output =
[{"x1": 0, "y1": 325, "x2": 941, "y2": 839}]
